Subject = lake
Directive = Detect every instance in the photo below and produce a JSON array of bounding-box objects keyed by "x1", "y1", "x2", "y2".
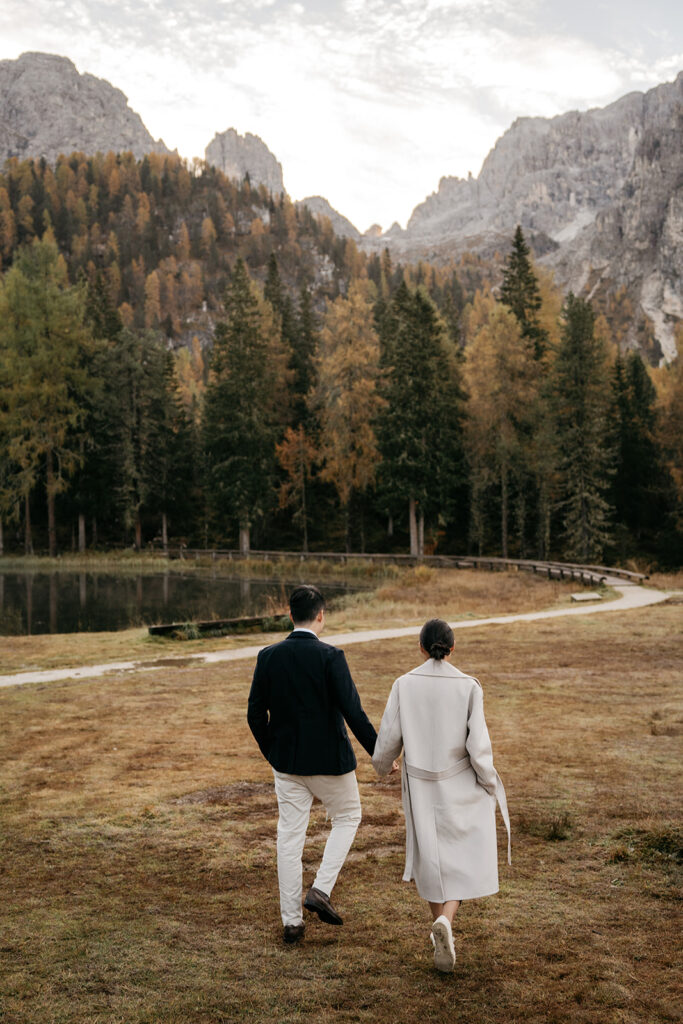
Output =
[{"x1": 0, "y1": 571, "x2": 353, "y2": 636}]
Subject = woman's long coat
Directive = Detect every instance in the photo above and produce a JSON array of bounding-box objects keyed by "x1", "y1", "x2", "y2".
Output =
[{"x1": 372, "y1": 658, "x2": 510, "y2": 902}]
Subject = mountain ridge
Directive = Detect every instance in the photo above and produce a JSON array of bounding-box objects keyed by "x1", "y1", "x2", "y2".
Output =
[
  {"x1": 0, "y1": 52, "x2": 171, "y2": 162},
  {"x1": 1, "y1": 51, "x2": 680, "y2": 361}
]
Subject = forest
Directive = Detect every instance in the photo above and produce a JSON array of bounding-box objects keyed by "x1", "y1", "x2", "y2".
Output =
[{"x1": 0, "y1": 151, "x2": 681, "y2": 566}]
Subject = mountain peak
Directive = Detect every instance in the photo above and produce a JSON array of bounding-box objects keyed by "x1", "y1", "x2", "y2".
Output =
[
  {"x1": 205, "y1": 128, "x2": 284, "y2": 194},
  {"x1": 0, "y1": 51, "x2": 171, "y2": 163}
]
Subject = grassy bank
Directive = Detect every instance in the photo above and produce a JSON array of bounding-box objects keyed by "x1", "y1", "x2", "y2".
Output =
[
  {"x1": 1, "y1": 567, "x2": 588, "y2": 675},
  {"x1": 1, "y1": 597, "x2": 681, "y2": 1023}
]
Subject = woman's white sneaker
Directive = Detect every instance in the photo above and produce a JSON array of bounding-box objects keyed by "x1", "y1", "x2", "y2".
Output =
[{"x1": 431, "y1": 916, "x2": 456, "y2": 972}]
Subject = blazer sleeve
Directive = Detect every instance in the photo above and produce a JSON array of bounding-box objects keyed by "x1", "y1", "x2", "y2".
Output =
[
  {"x1": 465, "y1": 683, "x2": 497, "y2": 795},
  {"x1": 246, "y1": 653, "x2": 270, "y2": 760},
  {"x1": 372, "y1": 679, "x2": 403, "y2": 776},
  {"x1": 328, "y1": 649, "x2": 377, "y2": 757}
]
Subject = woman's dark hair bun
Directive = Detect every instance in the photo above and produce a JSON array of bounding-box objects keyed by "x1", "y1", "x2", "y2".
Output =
[{"x1": 419, "y1": 618, "x2": 454, "y2": 661}]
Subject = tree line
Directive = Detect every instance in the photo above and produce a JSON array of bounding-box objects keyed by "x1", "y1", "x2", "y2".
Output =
[{"x1": 1, "y1": 222, "x2": 681, "y2": 565}]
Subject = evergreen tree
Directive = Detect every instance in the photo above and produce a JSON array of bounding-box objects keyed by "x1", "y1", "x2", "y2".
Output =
[
  {"x1": 500, "y1": 226, "x2": 548, "y2": 359},
  {"x1": 0, "y1": 236, "x2": 94, "y2": 555},
  {"x1": 611, "y1": 352, "x2": 676, "y2": 556},
  {"x1": 141, "y1": 349, "x2": 195, "y2": 550},
  {"x1": 107, "y1": 328, "x2": 181, "y2": 549},
  {"x1": 377, "y1": 283, "x2": 465, "y2": 556},
  {"x1": 291, "y1": 286, "x2": 319, "y2": 428},
  {"x1": 552, "y1": 293, "x2": 615, "y2": 561},
  {"x1": 203, "y1": 257, "x2": 290, "y2": 552}
]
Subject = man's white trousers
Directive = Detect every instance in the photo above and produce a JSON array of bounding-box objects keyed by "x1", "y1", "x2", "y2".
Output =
[{"x1": 272, "y1": 769, "x2": 362, "y2": 927}]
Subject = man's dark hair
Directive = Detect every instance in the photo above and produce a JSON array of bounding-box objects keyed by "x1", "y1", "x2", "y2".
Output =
[{"x1": 289, "y1": 584, "x2": 325, "y2": 624}]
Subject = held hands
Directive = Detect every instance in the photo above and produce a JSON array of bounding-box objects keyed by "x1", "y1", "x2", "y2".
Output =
[{"x1": 390, "y1": 759, "x2": 401, "y2": 774}]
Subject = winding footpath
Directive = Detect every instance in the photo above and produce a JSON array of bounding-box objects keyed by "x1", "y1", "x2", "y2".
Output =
[{"x1": 0, "y1": 582, "x2": 675, "y2": 690}]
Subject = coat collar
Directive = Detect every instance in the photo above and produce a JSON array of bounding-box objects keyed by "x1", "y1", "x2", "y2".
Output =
[{"x1": 408, "y1": 659, "x2": 471, "y2": 679}]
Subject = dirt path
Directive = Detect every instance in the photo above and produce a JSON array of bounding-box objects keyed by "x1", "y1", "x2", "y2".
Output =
[{"x1": 0, "y1": 583, "x2": 675, "y2": 689}]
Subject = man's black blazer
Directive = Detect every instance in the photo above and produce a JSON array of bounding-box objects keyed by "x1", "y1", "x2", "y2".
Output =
[{"x1": 247, "y1": 630, "x2": 377, "y2": 775}]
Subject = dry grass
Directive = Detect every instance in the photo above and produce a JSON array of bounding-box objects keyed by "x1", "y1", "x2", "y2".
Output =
[
  {"x1": 1, "y1": 599, "x2": 681, "y2": 1024},
  {"x1": 646, "y1": 569, "x2": 683, "y2": 591},
  {"x1": 0, "y1": 568, "x2": 583, "y2": 676}
]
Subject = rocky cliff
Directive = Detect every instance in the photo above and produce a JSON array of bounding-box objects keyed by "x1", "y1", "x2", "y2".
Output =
[
  {"x1": 205, "y1": 128, "x2": 284, "y2": 194},
  {"x1": 295, "y1": 196, "x2": 361, "y2": 240},
  {"x1": 364, "y1": 73, "x2": 683, "y2": 362},
  {"x1": 0, "y1": 52, "x2": 170, "y2": 163}
]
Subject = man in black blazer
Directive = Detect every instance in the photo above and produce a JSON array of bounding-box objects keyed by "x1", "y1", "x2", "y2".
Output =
[{"x1": 247, "y1": 584, "x2": 377, "y2": 943}]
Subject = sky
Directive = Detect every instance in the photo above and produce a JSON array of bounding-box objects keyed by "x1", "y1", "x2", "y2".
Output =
[{"x1": 1, "y1": 0, "x2": 681, "y2": 231}]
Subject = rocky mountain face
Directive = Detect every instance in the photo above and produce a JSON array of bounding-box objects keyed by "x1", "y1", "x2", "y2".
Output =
[
  {"x1": 2, "y1": 52, "x2": 679, "y2": 360},
  {"x1": 294, "y1": 196, "x2": 361, "y2": 240},
  {"x1": 364, "y1": 73, "x2": 683, "y2": 363},
  {"x1": 205, "y1": 128, "x2": 284, "y2": 194},
  {"x1": 0, "y1": 52, "x2": 170, "y2": 163}
]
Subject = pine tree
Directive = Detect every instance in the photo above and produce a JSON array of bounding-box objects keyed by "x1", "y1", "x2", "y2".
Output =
[
  {"x1": 500, "y1": 226, "x2": 548, "y2": 359},
  {"x1": 292, "y1": 286, "x2": 319, "y2": 428},
  {"x1": 203, "y1": 258, "x2": 290, "y2": 552},
  {"x1": 552, "y1": 293, "x2": 615, "y2": 561},
  {"x1": 377, "y1": 283, "x2": 465, "y2": 556},
  {"x1": 611, "y1": 352, "x2": 676, "y2": 556}
]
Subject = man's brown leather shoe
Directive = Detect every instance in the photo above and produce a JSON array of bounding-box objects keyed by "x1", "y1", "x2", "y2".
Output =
[
  {"x1": 283, "y1": 923, "x2": 305, "y2": 943},
  {"x1": 303, "y1": 886, "x2": 343, "y2": 925}
]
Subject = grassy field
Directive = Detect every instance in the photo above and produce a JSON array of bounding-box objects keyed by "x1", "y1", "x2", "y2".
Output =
[{"x1": 0, "y1": 575, "x2": 681, "y2": 1023}]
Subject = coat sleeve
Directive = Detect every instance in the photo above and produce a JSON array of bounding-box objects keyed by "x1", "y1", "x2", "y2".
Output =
[
  {"x1": 328, "y1": 649, "x2": 378, "y2": 757},
  {"x1": 465, "y1": 683, "x2": 497, "y2": 795},
  {"x1": 372, "y1": 679, "x2": 403, "y2": 776},
  {"x1": 246, "y1": 652, "x2": 270, "y2": 760}
]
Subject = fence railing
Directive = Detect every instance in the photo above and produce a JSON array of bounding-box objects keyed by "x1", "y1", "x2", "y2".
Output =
[{"x1": 161, "y1": 548, "x2": 647, "y2": 587}]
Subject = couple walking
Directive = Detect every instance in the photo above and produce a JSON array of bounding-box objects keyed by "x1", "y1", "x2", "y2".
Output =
[{"x1": 247, "y1": 584, "x2": 510, "y2": 973}]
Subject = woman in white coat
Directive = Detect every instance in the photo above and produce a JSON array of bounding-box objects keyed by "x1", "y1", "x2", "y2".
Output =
[{"x1": 372, "y1": 618, "x2": 510, "y2": 973}]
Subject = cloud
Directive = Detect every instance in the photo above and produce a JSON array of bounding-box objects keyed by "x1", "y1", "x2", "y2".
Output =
[{"x1": 0, "y1": 0, "x2": 680, "y2": 229}]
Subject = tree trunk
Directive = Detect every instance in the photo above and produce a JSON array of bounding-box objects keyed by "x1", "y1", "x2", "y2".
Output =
[
  {"x1": 360, "y1": 500, "x2": 366, "y2": 554},
  {"x1": 46, "y1": 449, "x2": 57, "y2": 557},
  {"x1": 135, "y1": 514, "x2": 142, "y2": 551},
  {"x1": 239, "y1": 522, "x2": 250, "y2": 555},
  {"x1": 409, "y1": 496, "x2": 418, "y2": 557},
  {"x1": 24, "y1": 493, "x2": 33, "y2": 555},
  {"x1": 0, "y1": 516, "x2": 3, "y2": 557},
  {"x1": 516, "y1": 490, "x2": 526, "y2": 559},
  {"x1": 78, "y1": 513, "x2": 86, "y2": 553},
  {"x1": 92, "y1": 517, "x2": 98, "y2": 548},
  {"x1": 387, "y1": 514, "x2": 393, "y2": 538},
  {"x1": 344, "y1": 505, "x2": 351, "y2": 554},
  {"x1": 500, "y1": 466, "x2": 508, "y2": 559},
  {"x1": 301, "y1": 474, "x2": 309, "y2": 553},
  {"x1": 161, "y1": 511, "x2": 168, "y2": 553},
  {"x1": 418, "y1": 510, "x2": 425, "y2": 559},
  {"x1": 537, "y1": 480, "x2": 550, "y2": 559}
]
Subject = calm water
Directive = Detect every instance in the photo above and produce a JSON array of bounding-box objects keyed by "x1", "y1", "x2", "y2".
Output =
[{"x1": 0, "y1": 571, "x2": 351, "y2": 636}]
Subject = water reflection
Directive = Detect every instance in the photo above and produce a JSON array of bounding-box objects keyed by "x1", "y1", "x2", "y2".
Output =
[{"x1": 0, "y1": 571, "x2": 351, "y2": 636}]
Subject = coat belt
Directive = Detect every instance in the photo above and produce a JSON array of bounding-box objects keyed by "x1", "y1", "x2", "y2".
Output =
[
  {"x1": 404, "y1": 755, "x2": 511, "y2": 864},
  {"x1": 404, "y1": 755, "x2": 472, "y2": 780}
]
